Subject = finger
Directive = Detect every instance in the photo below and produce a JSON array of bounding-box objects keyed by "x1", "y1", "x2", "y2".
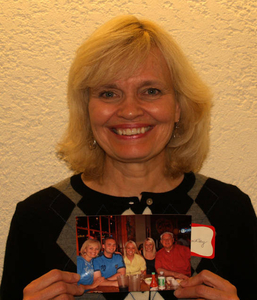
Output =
[
  {"x1": 52, "y1": 294, "x2": 77, "y2": 300},
  {"x1": 180, "y1": 270, "x2": 236, "y2": 293},
  {"x1": 24, "y1": 270, "x2": 80, "y2": 294},
  {"x1": 174, "y1": 284, "x2": 237, "y2": 300},
  {"x1": 175, "y1": 273, "x2": 189, "y2": 280},
  {"x1": 24, "y1": 282, "x2": 84, "y2": 300}
]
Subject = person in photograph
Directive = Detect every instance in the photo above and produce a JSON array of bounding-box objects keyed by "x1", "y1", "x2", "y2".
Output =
[
  {"x1": 93, "y1": 237, "x2": 125, "y2": 286},
  {"x1": 138, "y1": 243, "x2": 143, "y2": 255},
  {"x1": 123, "y1": 240, "x2": 146, "y2": 275},
  {"x1": 1, "y1": 15, "x2": 257, "y2": 300},
  {"x1": 77, "y1": 239, "x2": 104, "y2": 290},
  {"x1": 155, "y1": 232, "x2": 191, "y2": 278},
  {"x1": 142, "y1": 237, "x2": 156, "y2": 274}
]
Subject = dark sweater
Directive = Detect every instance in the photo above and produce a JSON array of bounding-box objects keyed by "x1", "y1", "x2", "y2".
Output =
[{"x1": 1, "y1": 172, "x2": 257, "y2": 300}]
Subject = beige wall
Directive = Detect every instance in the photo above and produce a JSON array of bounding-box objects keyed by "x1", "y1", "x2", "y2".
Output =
[{"x1": 1, "y1": 0, "x2": 256, "y2": 278}]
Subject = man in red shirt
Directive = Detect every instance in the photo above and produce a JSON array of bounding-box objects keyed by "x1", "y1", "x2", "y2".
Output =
[{"x1": 155, "y1": 232, "x2": 191, "y2": 278}]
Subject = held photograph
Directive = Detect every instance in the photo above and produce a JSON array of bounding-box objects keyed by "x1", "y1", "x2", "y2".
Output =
[{"x1": 76, "y1": 214, "x2": 191, "y2": 294}]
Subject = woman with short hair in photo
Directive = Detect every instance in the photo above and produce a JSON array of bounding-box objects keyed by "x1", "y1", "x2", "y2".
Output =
[{"x1": 77, "y1": 239, "x2": 104, "y2": 291}]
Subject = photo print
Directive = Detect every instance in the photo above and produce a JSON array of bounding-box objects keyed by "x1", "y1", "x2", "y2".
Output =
[{"x1": 76, "y1": 214, "x2": 191, "y2": 293}]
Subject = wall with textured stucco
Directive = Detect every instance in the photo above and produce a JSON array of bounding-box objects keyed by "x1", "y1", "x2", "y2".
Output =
[{"x1": 1, "y1": 0, "x2": 256, "y2": 278}]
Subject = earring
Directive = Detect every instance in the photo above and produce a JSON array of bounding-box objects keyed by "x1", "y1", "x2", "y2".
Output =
[
  {"x1": 173, "y1": 121, "x2": 180, "y2": 138},
  {"x1": 89, "y1": 139, "x2": 97, "y2": 150}
]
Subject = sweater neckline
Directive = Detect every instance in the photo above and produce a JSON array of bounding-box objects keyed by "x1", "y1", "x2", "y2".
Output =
[
  {"x1": 71, "y1": 172, "x2": 195, "y2": 200},
  {"x1": 70, "y1": 172, "x2": 196, "y2": 215}
]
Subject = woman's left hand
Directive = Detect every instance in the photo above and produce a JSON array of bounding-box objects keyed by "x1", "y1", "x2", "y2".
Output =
[
  {"x1": 91, "y1": 276, "x2": 105, "y2": 289},
  {"x1": 174, "y1": 270, "x2": 239, "y2": 300}
]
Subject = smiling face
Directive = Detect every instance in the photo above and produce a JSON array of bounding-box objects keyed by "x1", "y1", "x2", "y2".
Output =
[
  {"x1": 126, "y1": 242, "x2": 136, "y2": 258},
  {"x1": 161, "y1": 233, "x2": 174, "y2": 251},
  {"x1": 88, "y1": 48, "x2": 180, "y2": 166},
  {"x1": 82, "y1": 242, "x2": 100, "y2": 262},
  {"x1": 145, "y1": 240, "x2": 154, "y2": 252},
  {"x1": 103, "y1": 238, "x2": 116, "y2": 257}
]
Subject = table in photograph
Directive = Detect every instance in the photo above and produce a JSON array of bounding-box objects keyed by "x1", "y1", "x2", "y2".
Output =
[{"x1": 88, "y1": 275, "x2": 176, "y2": 294}]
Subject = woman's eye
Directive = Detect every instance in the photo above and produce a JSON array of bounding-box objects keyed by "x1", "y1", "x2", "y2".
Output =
[
  {"x1": 100, "y1": 91, "x2": 115, "y2": 98},
  {"x1": 145, "y1": 88, "x2": 161, "y2": 96}
]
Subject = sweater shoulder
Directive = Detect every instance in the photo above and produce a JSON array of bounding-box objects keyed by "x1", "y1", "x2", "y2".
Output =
[
  {"x1": 194, "y1": 173, "x2": 251, "y2": 204},
  {"x1": 193, "y1": 174, "x2": 256, "y2": 222},
  {"x1": 16, "y1": 176, "x2": 81, "y2": 210},
  {"x1": 12, "y1": 176, "x2": 80, "y2": 224}
]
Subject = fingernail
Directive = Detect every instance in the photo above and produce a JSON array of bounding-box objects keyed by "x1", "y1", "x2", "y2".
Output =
[
  {"x1": 174, "y1": 289, "x2": 181, "y2": 297},
  {"x1": 180, "y1": 279, "x2": 188, "y2": 286},
  {"x1": 74, "y1": 273, "x2": 80, "y2": 281}
]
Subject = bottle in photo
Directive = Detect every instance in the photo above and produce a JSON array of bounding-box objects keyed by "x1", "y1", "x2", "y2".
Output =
[
  {"x1": 158, "y1": 271, "x2": 165, "y2": 290},
  {"x1": 150, "y1": 272, "x2": 158, "y2": 290}
]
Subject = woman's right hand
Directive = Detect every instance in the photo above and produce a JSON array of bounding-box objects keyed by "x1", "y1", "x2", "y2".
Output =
[
  {"x1": 174, "y1": 270, "x2": 239, "y2": 300},
  {"x1": 23, "y1": 269, "x2": 84, "y2": 300}
]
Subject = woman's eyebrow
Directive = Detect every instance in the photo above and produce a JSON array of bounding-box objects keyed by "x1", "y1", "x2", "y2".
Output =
[
  {"x1": 139, "y1": 80, "x2": 162, "y2": 86},
  {"x1": 90, "y1": 80, "x2": 170, "y2": 93},
  {"x1": 138, "y1": 80, "x2": 171, "y2": 89},
  {"x1": 92, "y1": 83, "x2": 119, "y2": 90}
]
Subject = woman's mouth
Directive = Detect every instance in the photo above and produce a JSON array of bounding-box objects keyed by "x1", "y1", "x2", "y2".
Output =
[{"x1": 112, "y1": 126, "x2": 152, "y2": 136}]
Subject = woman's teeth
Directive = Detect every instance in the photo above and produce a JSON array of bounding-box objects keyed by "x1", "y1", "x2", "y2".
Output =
[{"x1": 115, "y1": 126, "x2": 151, "y2": 136}]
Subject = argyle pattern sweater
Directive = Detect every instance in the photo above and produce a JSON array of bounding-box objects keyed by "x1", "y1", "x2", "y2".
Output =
[{"x1": 1, "y1": 173, "x2": 257, "y2": 300}]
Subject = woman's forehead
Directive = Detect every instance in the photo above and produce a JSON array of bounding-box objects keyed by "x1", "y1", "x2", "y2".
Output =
[
  {"x1": 145, "y1": 241, "x2": 152, "y2": 244},
  {"x1": 90, "y1": 49, "x2": 172, "y2": 89},
  {"x1": 87, "y1": 242, "x2": 99, "y2": 247},
  {"x1": 88, "y1": 47, "x2": 171, "y2": 87}
]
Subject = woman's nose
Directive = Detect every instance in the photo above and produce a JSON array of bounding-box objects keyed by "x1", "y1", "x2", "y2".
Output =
[{"x1": 116, "y1": 95, "x2": 144, "y2": 119}]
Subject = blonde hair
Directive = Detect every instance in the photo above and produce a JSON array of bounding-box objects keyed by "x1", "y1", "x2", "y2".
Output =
[
  {"x1": 124, "y1": 240, "x2": 138, "y2": 258},
  {"x1": 143, "y1": 237, "x2": 156, "y2": 257},
  {"x1": 57, "y1": 15, "x2": 212, "y2": 178},
  {"x1": 80, "y1": 239, "x2": 101, "y2": 255}
]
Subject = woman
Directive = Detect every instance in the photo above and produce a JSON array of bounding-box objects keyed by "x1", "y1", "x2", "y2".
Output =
[
  {"x1": 77, "y1": 239, "x2": 104, "y2": 290},
  {"x1": 1, "y1": 15, "x2": 256, "y2": 300},
  {"x1": 123, "y1": 240, "x2": 146, "y2": 275},
  {"x1": 142, "y1": 238, "x2": 156, "y2": 274}
]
